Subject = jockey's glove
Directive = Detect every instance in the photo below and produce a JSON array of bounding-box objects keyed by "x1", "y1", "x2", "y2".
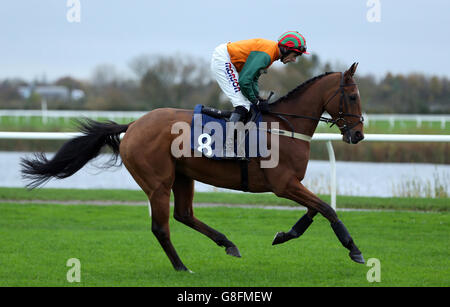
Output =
[{"x1": 257, "y1": 91, "x2": 275, "y2": 104}]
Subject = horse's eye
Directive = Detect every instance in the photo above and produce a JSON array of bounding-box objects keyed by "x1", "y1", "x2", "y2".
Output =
[{"x1": 349, "y1": 95, "x2": 357, "y2": 101}]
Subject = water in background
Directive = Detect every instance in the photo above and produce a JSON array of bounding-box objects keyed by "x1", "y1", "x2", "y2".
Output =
[{"x1": 4, "y1": 152, "x2": 449, "y2": 198}]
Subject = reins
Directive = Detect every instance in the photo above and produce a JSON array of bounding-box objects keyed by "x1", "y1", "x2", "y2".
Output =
[{"x1": 259, "y1": 72, "x2": 364, "y2": 137}]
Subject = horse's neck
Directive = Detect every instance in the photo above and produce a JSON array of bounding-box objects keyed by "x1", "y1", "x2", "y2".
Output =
[{"x1": 269, "y1": 76, "x2": 334, "y2": 136}]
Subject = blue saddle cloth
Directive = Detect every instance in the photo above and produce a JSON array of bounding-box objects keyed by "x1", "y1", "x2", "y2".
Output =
[{"x1": 190, "y1": 104, "x2": 266, "y2": 160}]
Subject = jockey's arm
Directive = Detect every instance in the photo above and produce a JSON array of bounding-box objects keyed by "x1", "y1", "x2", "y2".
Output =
[
  {"x1": 251, "y1": 73, "x2": 261, "y2": 100},
  {"x1": 239, "y1": 51, "x2": 271, "y2": 103}
]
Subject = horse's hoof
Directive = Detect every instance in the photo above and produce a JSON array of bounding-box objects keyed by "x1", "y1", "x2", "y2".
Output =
[
  {"x1": 175, "y1": 265, "x2": 190, "y2": 272},
  {"x1": 226, "y1": 246, "x2": 241, "y2": 258},
  {"x1": 349, "y1": 251, "x2": 365, "y2": 264},
  {"x1": 272, "y1": 231, "x2": 297, "y2": 245},
  {"x1": 272, "y1": 232, "x2": 287, "y2": 245}
]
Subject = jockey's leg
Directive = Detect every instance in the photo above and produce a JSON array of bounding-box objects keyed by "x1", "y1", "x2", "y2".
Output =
[
  {"x1": 210, "y1": 44, "x2": 251, "y2": 113},
  {"x1": 225, "y1": 106, "x2": 248, "y2": 157},
  {"x1": 211, "y1": 44, "x2": 252, "y2": 157}
]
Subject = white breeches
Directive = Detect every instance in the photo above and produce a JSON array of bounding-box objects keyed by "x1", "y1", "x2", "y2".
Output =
[{"x1": 210, "y1": 43, "x2": 251, "y2": 111}]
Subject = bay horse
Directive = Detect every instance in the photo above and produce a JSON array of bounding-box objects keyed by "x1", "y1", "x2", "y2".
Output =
[{"x1": 21, "y1": 63, "x2": 365, "y2": 271}]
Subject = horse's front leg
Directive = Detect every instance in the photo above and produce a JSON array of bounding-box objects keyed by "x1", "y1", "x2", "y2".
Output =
[
  {"x1": 272, "y1": 208, "x2": 317, "y2": 245},
  {"x1": 273, "y1": 178, "x2": 365, "y2": 264}
]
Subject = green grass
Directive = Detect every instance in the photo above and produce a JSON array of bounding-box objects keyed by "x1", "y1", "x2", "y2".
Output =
[
  {"x1": 0, "y1": 187, "x2": 148, "y2": 202},
  {"x1": 0, "y1": 203, "x2": 448, "y2": 286},
  {"x1": 0, "y1": 187, "x2": 448, "y2": 212}
]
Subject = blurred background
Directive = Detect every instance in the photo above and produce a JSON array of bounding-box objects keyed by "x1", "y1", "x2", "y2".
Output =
[{"x1": 0, "y1": 0, "x2": 448, "y2": 197}]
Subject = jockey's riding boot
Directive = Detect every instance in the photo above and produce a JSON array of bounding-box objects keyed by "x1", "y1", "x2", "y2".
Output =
[
  {"x1": 224, "y1": 106, "x2": 248, "y2": 158},
  {"x1": 229, "y1": 111, "x2": 242, "y2": 123}
]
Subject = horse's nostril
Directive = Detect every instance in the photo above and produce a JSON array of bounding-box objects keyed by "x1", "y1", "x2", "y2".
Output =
[{"x1": 354, "y1": 131, "x2": 364, "y2": 141}]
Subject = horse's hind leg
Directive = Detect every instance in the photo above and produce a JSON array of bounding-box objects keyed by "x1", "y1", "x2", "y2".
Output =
[
  {"x1": 172, "y1": 172, "x2": 241, "y2": 258},
  {"x1": 149, "y1": 183, "x2": 189, "y2": 271}
]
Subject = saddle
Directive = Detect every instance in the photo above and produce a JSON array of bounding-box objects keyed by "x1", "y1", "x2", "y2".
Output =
[
  {"x1": 190, "y1": 104, "x2": 265, "y2": 192},
  {"x1": 200, "y1": 105, "x2": 260, "y2": 124},
  {"x1": 190, "y1": 94, "x2": 274, "y2": 191}
]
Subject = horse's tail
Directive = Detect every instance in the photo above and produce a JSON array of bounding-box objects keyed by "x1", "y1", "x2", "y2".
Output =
[{"x1": 21, "y1": 118, "x2": 130, "y2": 189}]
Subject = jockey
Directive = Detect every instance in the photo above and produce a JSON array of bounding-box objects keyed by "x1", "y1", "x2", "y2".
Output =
[{"x1": 210, "y1": 31, "x2": 309, "y2": 124}]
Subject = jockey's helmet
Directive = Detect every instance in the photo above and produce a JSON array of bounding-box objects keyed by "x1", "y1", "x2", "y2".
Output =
[{"x1": 278, "y1": 31, "x2": 310, "y2": 55}]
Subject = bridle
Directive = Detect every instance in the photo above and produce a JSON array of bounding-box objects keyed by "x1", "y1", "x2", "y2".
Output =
[
  {"x1": 322, "y1": 72, "x2": 364, "y2": 135},
  {"x1": 260, "y1": 72, "x2": 364, "y2": 136}
]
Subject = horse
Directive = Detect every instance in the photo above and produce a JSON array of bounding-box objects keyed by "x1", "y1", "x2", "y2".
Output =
[{"x1": 21, "y1": 62, "x2": 365, "y2": 272}]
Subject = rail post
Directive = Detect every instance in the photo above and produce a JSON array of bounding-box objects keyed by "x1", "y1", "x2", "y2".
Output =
[{"x1": 325, "y1": 140, "x2": 337, "y2": 210}]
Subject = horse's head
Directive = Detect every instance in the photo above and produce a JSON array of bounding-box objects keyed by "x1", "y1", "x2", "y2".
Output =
[{"x1": 324, "y1": 63, "x2": 364, "y2": 144}]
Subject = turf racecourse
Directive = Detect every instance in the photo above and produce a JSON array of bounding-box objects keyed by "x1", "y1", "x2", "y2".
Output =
[{"x1": 0, "y1": 200, "x2": 448, "y2": 286}]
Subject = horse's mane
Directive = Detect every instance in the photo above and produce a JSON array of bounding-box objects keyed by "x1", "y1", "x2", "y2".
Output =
[{"x1": 272, "y1": 71, "x2": 336, "y2": 104}]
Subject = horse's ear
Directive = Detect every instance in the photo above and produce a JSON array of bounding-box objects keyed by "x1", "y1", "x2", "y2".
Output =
[{"x1": 344, "y1": 62, "x2": 358, "y2": 80}]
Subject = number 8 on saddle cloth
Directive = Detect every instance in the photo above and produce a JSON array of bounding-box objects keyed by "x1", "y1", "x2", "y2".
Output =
[{"x1": 190, "y1": 104, "x2": 266, "y2": 160}]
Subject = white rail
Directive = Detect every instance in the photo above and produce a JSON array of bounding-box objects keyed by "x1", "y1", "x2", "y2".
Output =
[
  {"x1": 364, "y1": 114, "x2": 450, "y2": 129},
  {"x1": 0, "y1": 132, "x2": 81, "y2": 140},
  {"x1": 1, "y1": 132, "x2": 449, "y2": 210},
  {"x1": 312, "y1": 133, "x2": 450, "y2": 142}
]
